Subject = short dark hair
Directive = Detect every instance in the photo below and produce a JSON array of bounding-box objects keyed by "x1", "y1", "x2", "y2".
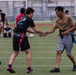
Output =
[
  {"x1": 55, "y1": 6, "x2": 64, "y2": 12},
  {"x1": 65, "y1": 10, "x2": 69, "y2": 14},
  {"x1": 26, "y1": 7, "x2": 34, "y2": 14},
  {"x1": 20, "y1": 8, "x2": 25, "y2": 13},
  {"x1": 0, "y1": 9, "x2": 2, "y2": 12}
]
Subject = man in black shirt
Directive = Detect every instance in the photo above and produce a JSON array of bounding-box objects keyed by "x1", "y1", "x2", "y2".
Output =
[{"x1": 7, "y1": 7, "x2": 45, "y2": 73}]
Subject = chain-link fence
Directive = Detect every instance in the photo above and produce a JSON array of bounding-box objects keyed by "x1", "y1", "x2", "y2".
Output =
[
  {"x1": 0, "y1": 1, "x2": 26, "y2": 22},
  {"x1": 0, "y1": 1, "x2": 57, "y2": 22},
  {"x1": 0, "y1": 1, "x2": 76, "y2": 22}
]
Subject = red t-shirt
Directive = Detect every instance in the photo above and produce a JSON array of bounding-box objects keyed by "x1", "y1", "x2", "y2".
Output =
[{"x1": 16, "y1": 14, "x2": 25, "y2": 24}]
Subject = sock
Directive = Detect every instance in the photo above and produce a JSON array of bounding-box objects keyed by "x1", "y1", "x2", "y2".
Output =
[
  {"x1": 27, "y1": 67, "x2": 31, "y2": 70},
  {"x1": 7, "y1": 65, "x2": 12, "y2": 69}
]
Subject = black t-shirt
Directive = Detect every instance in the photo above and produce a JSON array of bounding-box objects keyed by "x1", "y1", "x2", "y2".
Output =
[
  {"x1": 4, "y1": 27, "x2": 11, "y2": 32},
  {"x1": 15, "y1": 16, "x2": 35, "y2": 33},
  {"x1": 24, "y1": 16, "x2": 35, "y2": 28}
]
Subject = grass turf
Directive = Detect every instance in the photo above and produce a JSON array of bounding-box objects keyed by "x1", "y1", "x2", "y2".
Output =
[{"x1": 0, "y1": 26, "x2": 76, "y2": 75}]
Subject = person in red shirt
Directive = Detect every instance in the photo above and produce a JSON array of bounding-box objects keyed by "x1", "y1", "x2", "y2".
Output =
[
  {"x1": 16, "y1": 8, "x2": 25, "y2": 24},
  {"x1": 16, "y1": 8, "x2": 35, "y2": 34}
]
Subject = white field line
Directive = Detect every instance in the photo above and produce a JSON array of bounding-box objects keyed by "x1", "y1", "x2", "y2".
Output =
[
  {"x1": 0, "y1": 50, "x2": 76, "y2": 53},
  {"x1": 0, "y1": 40, "x2": 56, "y2": 41},
  {"x1": 0, "y1": 51, "x2": 55, "y2": 53},
  {"x1": 0, "y1": 43, "x2": 57, "y2": 44},
  {"x1": 1, "y1": 65, "x2": 73, "y2": 67},
  {"x1": 0, "y1": 46, "x2": 56, "y2": 48},
  {"x1": 0, "y1": 57, "x2": 76, "y2": 59},
  {"x1": 0, "y1": 38, "x2": 57, "y2": 42}
]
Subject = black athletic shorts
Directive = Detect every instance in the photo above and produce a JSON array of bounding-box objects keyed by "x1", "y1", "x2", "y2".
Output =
[{"x1": 13, "y1": 33, "x2": 30, "y2": 51}]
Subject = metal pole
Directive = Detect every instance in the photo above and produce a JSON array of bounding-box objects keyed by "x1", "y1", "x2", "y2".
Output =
[
  {"x1": 23, "y1": 1, "x2": 26, "y2": 8},
  {"x1": 26, "y1": 0, "x2": 27, "y2": 8},
  {"x1": 71, "y1": 0, "x2": 72, "y2": 15},
  {"x1": 42, "y1": 0, "x2": 44, "y2": 22},
  {"x1": 42, "y1": 0, "x2": 46, "y2": 22},
  {"x1": 56, "y1": 0, "x2": 58, "y2": 6},
  {"x1": 13, "y1": 1, "x2": 14, "y2": 21}
]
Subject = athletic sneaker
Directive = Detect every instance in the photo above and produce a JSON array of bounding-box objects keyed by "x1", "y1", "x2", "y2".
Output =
[
  {"x1": 72, "y1": 65, "x2": 76, "y2": 71},
  {"x1": 50, "y1": 68, "x2": 60, "y2": 73},
  {"x1": 26, "y1": 69, "x2": 35, "y2": 73},
  {"x1": 7, "y1": 68, "x2": 15, "y2": 73}
]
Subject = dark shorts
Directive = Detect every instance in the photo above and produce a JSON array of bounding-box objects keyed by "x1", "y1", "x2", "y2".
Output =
[
  {"x1": 13, "y1": 33, "x2": 30, "y2": 51},
  {"x1": 3, "y1": 33, "x2": 11, "y2": 38}
]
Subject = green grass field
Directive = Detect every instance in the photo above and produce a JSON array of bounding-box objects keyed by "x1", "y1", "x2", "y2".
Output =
[{"x1": 0, "y1": 26, "x2": 76, "y2": 75}]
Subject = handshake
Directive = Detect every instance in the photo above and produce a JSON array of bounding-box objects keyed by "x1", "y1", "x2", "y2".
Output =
[{"x1": 37, "y1": 31, "x2": 49, "y2": 37}]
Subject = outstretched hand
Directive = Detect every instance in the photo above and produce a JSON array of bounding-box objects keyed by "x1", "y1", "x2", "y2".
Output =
[
  {"x1": 44, "y1": 32, "x2": 48, "y2": 37},
  {"x1": 37, "y1": 33, "x2": 43, "y2": 37},
  {"x1": 37, "y1": 31, "x2": 49, "y2": 37},
  {"x1": 37, "y1": 31, "x2": 45, "y2": 37}
]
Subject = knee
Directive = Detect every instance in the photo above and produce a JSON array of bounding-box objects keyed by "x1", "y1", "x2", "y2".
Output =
[
  {"x1": 26, "y1": 49, "x2": 31, "y2": 54},
  {"x1": 14, "y1": 52, "x2": 19, "y2": 57},
  {"x1": 57, "y1": 50, "x2": 62, "y2": 55},
  {"x1": 26, "y1": 50, "x2": 31, "y2": 60},
  {"x1": 67, "y1": 54, "x2": 71, "y2": 57}
]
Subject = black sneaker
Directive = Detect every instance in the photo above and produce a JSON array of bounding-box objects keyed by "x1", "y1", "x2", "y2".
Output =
[
  {"x1": 7, "y1": 68, "x2": 15, "y2": 73},
  {"x1": 72, "y1": 65, "x2": 76, "y2": 71},
  {"x1": 26, "y1": 69, "x2": 35, "y2": 73},
  {"x1": 50, "y1": 68, "x2": 60, "y2": 73}
]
